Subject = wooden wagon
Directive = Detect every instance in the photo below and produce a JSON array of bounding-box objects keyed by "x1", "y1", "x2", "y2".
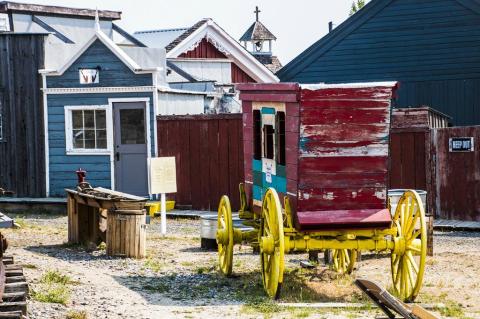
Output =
[{"x1": 216, "y1": 82, "x2": 428, "y2": 302}]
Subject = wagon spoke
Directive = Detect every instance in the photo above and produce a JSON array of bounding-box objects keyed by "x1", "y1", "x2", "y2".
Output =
[
  {"x1": 406, "y1": 252, "x2": 419, "y2": 274},
  {"x1": 409, "y1": 229, "x2": 422, "y2": 241},
  {"x1": 407, "y1": 244, "x2": 421, "y2": 254}
]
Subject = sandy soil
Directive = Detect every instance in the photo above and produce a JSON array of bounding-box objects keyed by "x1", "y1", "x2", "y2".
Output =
[{"x1": 2, "y1": 213, "x2": 479, "y2": 319}]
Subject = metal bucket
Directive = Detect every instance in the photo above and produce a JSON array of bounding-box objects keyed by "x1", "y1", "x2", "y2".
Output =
[
  {"x1": 200, "y1": 213, "x2": 253, "y2": 250},
  {"x1": 388, "y1": 189, "x2": 427, "y2": 216}
]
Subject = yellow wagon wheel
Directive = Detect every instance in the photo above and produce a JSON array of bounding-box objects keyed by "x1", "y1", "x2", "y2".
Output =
[
  {"x1": 260, "y1": 188, "x2": 285, "y2": 299},
  {"x1": 217, "y1": 195, "x2": 234, "y2": 276},
  {"x1": 331, "y1": 249, "x2": 357, "y2": 274},
  {"x1": 391, "y1": 190, "x2": 427, "y2": 302}
]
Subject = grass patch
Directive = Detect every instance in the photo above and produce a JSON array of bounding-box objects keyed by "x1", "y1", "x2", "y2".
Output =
[
  {"x1": 437, "y1": 300, "x2": 464, "y2": 318},
  {"x1": 31, "y1": 270, "x2": 76, "y2": 305},
  {"x1": 22, "y1": 263, "x2": 37, "y2": 269},
  {"x1": 66, "y1": 310, "x2": 88, "y2": 319},
  {"x1": 143, "y1": 257, "x2": 164, "y2": 273},
  {"x1": 31, "y1": 284, "x2": 70, "y2": 305},
  {"x1": 40, "y1": 270, "x2": 74, "y2": 285},
  {"x1": 195, "y1": 265, "x2": 214, "y2": 274}
]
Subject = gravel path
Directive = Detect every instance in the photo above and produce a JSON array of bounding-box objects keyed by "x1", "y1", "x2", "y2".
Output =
[{"x1": 2, "y1": 213, "x2": 479, "y2": 319}]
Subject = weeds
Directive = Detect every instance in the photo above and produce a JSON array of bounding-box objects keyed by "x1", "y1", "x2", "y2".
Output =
[
  {"x1": 66, "y1": 310, "x2": 88, "y2": 319},
  {"x1": 31, "y1": 270, "x2": 76, "y2": 305}
]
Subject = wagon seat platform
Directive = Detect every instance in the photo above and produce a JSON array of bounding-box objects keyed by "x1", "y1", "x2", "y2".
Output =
[{"x1": 237, "y1": 81, "x2": 399, "y2": 233}]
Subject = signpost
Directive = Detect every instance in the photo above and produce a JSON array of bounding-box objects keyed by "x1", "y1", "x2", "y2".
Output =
[{"x1": 149, "y1": 157, "x2": 177, "y2": 236}]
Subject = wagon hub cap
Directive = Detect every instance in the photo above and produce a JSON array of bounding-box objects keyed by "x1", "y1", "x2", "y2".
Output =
[
  {"x1": 393, "y1": 236, "x2": 406, "y2": 255},
  {"x1": 260, "y1": 235, "x2": 275, "y2": 255},
  {"x1": 216, "y1": 229, "x2": 228, "y2": 245}
]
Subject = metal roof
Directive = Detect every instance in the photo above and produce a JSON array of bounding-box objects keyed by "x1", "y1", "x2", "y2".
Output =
[{"x1": 133, "y1": 28, "x2": 188, "y2": 49}]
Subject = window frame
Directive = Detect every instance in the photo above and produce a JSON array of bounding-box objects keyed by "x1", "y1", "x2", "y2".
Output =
[
  {"x1": 275, "y1": 111, "x2": 286, "y2": 166},
  {"x1": 64, "y1": 105, "x2": 112, "y2": 155}
]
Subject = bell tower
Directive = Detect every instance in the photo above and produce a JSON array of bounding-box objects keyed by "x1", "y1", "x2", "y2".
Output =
[{"x1": 240, "y1": 6, "x2": 277, "y2": 56}]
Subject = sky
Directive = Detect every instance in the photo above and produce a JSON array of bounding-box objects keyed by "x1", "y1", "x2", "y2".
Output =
[{"x1": 13, "y1": 0, "x2": 355, "y2": 64}]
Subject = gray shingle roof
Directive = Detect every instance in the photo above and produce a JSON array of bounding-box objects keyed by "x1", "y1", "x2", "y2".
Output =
[{"x1": 239, "y1": 21, "x2": 276, "y2": 41}]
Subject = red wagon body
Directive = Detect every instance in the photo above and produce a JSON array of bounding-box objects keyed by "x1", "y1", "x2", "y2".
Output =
[{"x1": 237, "y1": 82, "x2": 399, "y2": 231}]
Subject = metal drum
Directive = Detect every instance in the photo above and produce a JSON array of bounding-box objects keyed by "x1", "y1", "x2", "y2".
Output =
[
  {"x1": 388, "y1": 189, "x2": 427, "y2": 216},
  {"x1": 200, "y1": 213, "x2": 253, "y2": 250}
]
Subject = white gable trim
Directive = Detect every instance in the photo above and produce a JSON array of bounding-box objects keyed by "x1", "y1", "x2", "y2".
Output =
[
  {"x1": 42, "y1": 30, "x2": 163, "y2": 76},
  {"x1": 166, "y1": 20, "x2": 279, "y2": 83}
]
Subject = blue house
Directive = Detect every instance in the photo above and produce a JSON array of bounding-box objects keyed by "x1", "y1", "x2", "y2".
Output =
[
  {"x1": 277, "y1": 0, "x2": 480, "y2": 126},
  {"x1": 41, "y1": 24, "x2": 170, "y2": 197}
]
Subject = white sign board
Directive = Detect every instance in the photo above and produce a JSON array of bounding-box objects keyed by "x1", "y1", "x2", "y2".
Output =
[
  {"x1": 79, "y1": 69, "x2": 99, "y2": 84},
  {"x1": 150, "y1": 157, "x2": 177, "y2": 194}
]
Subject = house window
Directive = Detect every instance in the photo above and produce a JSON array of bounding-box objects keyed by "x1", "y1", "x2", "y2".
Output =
[
  {"x1": 253, "y1": 110, "x2": 261, "y2": 160},
  {"x1": 65, "y1": 105, "x2": 111, "y2": 154},
  {"x1": 276, "y1": 112, "x2": 286, "y2": 165},
  {"x1": 263, "y1": 124, "x2": 274, "y2": 160}
]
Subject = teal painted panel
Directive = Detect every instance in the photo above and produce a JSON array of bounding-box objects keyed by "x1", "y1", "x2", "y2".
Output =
[
  {"x1": 253, "y1": 185, "x2": 263, "y2": 201},
  {"x1": 261, "y1": 107, "x2": 275, "y2": 114},
  {"x1": 262, "y1": 173, "x2": 287, "y2": 193},
  {"x1": 252, "y1": 159, "x2": 262, "y2": 171},
  {"x1": 253, "y1": 170, "x2": 262, "y2": 186},
  {"x1": 276, "y1": 165, "x2": 286, "y2": 178}
]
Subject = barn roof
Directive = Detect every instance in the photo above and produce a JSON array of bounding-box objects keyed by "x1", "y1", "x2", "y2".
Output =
[
  {"x1": 276, "y1": 0, "x2": 480, "y2": 80},
  {"x1": 0, "y1": 1, "x2": 121, "y2": 20},
  {"x1": 239, "y1": 20, "x2": 276, "y2": 41}
]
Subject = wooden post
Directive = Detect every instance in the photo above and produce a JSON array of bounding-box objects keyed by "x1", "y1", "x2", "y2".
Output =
[
  {"x1": 427, "y1": 216, "x2": 434, "y2": 256},
  {"x1": 67, "y1": 194, "x2": 79, "y2": 244}
]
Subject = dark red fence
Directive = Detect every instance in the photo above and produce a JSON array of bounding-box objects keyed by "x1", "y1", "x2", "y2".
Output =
[{"x1": 157, "y1": 114, "x2": 244, "y2": 211}]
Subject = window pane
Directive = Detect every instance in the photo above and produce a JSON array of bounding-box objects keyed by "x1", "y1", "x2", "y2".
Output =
[
  {"x1": 72, "y1": 110, "x2": 83, "y2": 129},
  {"x1": 120, "y1": 109, "x2": 145, "y2": 144},
  {"x1": 84, "y1": 110, "x2": 95, "y2": 129},
  {"x1": 276, "y1": 112, "x2": 286, "y2": 165},
  {"x1": 84, "y1": 130, "x2": 95, "y2": 148},
  {"x1": 96, "y1": 129, "x2": 107, "y2": 149},
  {"x1": 95, "y1": 110, "x2": 106, "y2": 129},
  {"x1": 253, "y1": 110, "x2": 261, "y2": 160},
  {"x1": 264, "y1": 125, "x2": 274, "y2": 160},
  {"x1": 72, "y1": 129, "x2": 84, "y2": 148}
]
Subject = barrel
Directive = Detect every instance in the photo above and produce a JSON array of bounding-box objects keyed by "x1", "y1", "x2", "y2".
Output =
[
  {"x1": 388, "y1": 189, "x2": 427, "y2": 216},
  {"x1": 106, "y1": 210, "x2": 146, "y2": 258}
]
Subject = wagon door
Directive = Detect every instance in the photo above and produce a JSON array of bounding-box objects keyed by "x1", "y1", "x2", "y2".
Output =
[{"x1": 251, "y1": 104, "x2": 287, "y2": 206}]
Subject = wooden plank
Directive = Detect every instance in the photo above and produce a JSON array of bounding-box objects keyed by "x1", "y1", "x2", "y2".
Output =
[
  {"x1": 228, "y1": 118, "x2": 240, "y2": 210},
  {"x1": 208, "y1": 119, "x2": 220, "y2": 210},
  {"x1": 297, "y1": 209, "x2": 391, "y2": 230}
]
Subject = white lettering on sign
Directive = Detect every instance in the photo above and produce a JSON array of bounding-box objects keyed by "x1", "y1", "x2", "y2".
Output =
[
  {"x1": 149, "y1": 157, "x2": 177, "y2": 194},
  {"x1": 449, "y1": 137, "x2": 474, "y2": 152}
]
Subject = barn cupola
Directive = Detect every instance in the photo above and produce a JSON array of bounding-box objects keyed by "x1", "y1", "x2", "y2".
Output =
[{"x1": 240, "y1": 6, "x2": 282, "y2": 73}]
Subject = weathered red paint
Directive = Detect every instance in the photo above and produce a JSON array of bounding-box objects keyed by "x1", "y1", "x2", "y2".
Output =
[
  {"x1": 238, "y1": 82, "x2": 397, "y2": 229},
  {"x1": 179, "y1": 38, "x2": 227, "y2": 59},
  {"x1": 296, "y1": 209, "x2": 391, "y2": 231}
]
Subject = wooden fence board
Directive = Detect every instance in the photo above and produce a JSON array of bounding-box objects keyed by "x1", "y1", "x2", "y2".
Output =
[{"x1": 157, "y1": 114, "x2": 244, "y2": 211}]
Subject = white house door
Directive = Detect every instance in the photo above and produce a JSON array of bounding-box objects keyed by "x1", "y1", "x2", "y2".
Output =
[{"x1": 113, "y1": 102, "x2": 148, "y2": 196}]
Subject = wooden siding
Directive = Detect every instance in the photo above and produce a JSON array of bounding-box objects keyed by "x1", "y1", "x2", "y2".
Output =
[
  {"x1": 46, "y1": 39, "x2": 155, "y2": 197},
  {"x1": 297, "y1": 86, "x2": 396, "y2": 214},
  {"x1": 0, "y1": 34, "x2": 46, "y2": 197},
  {"x1": 179, "y1": 38, "x2": 227, "y2": 59},
  {"x1": 46, "y1": 39, "x2": 152, "y2": 88},
  {"x1": 231, "y1": 63, "x2": 255, "y2": 83},
  {"x1": 278, "y1": 0, "x2": 480, "y2": 126},
  {"x1": 433, "y1": 126, "x2": 480, "y2": 221},
  {"x1": 46, "y1": 92, "x2": 155, "y2": 197},
  {"x1": 156, "y1": 114, "x2": 244, "y2": 211}
]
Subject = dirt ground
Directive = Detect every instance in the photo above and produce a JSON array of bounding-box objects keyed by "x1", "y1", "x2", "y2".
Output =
[{"x1": 2, "y1": 212, "x2": 480, "y2": 319}]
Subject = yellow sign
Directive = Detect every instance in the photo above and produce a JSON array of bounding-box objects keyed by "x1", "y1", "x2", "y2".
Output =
[{"x1": 149, "y1": 157, "x2": 177, "y2": 194}]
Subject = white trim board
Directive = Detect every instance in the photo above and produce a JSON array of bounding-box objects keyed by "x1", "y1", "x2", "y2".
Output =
[
  {"x1": 166, "y1": 20, "x2": 279, "y2": 83},
  {"x1": 41, "y1": 74, "x2": 50, "y2": 197}
]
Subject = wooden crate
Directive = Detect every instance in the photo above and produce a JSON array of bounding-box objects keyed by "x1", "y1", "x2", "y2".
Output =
[{"x1": 106, "y1": 210, "x2": 146, "y2": 259}]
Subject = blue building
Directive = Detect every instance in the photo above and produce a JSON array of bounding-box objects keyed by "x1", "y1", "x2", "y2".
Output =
[
  {"x1": 277, "y1": 0, "x2": 480, "y2": 126},
  {"x1": 41, "y1": 23, "x2": 195, "y2": 197}
]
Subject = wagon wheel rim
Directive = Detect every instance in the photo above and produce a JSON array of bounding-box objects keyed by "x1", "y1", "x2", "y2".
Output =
[
  {"x1": 332, "y1": 249, "x2": 357, "y2": 274},
  {"x1": 217, "y1": 195, "x2": 234, "y2": 276},
  {"x1": 390, "y1": 190, "x2": 427, "y2": 302},
  {"x1": 260, "y1": 188, "x2": 285, "y2": 299}
]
